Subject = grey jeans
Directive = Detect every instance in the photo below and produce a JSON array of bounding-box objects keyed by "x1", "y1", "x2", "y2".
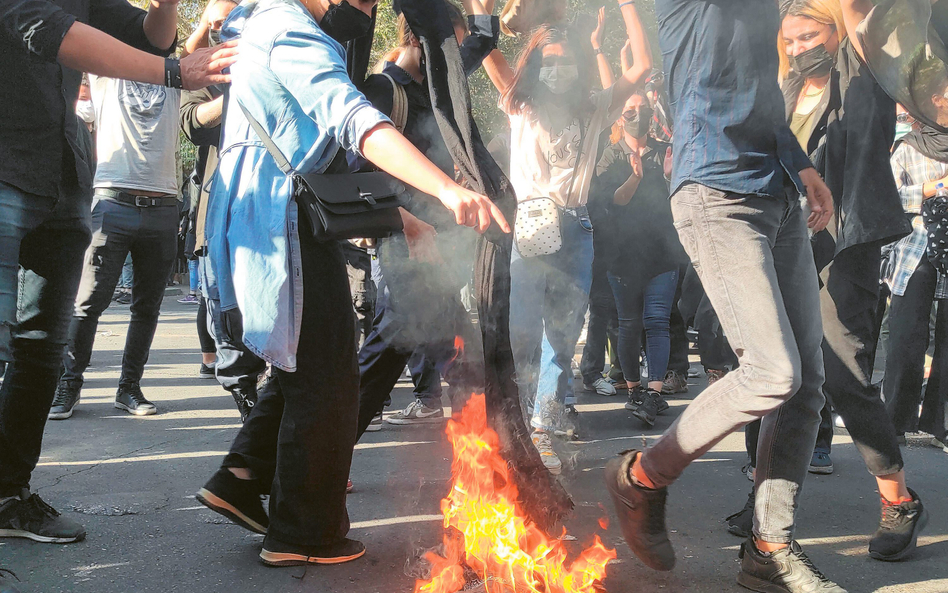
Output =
[{"x1": 640, "y1": 183, "x2": 825, "y2": 543}]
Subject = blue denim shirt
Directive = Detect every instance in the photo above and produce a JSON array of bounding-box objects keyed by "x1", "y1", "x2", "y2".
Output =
[
  {"x1": 206, "y1": 0, "x2": 390, "y2": 371},
  {"x1": 655, "y1": 0, "x2": 812, "y2": 197}
]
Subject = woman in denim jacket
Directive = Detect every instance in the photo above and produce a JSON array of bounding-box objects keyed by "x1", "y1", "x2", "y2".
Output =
[{"x1": 197, "y1": 0, "x2": 507, "y2": 567}]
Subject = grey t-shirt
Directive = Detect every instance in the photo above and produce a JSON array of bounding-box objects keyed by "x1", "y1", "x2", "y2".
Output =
[{"x1": 90, "y1": 75, "x2": 180, "y2": 195}]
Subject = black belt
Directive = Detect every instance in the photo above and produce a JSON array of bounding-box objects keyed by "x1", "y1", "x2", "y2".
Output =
[{"x1": 94, "y1": 188, "x2": 178, "y2": 207}]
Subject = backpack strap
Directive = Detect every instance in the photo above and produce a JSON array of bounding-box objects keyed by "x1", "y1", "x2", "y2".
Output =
[{"x1": 380, "y1": 73, "x2": 409, "y2": 134}]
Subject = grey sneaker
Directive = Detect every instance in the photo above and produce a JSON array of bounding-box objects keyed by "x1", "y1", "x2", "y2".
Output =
[
  {"x1": 49, "y1": 379, "x2": 82, "y2": 420},
  {"x1": 661, "y1": 370, "x2": 688, "y2": 395},
  {"x1": 385, "y1": 399, "x2": 444, "y2": 425},
  {"x1": 114, "y1": 384, "x2": 157, "y2": 416},
  {"x1": 0, "y1": 489, "x2": 85, "y2": 544},
  {"x1": 531, "y1": 431, "x2": 562, "y2": 475},
  {"x1": 584, "y1": 377, "x2": 617, "y2": 396},
  {"x1": 738, "y1": 539, "x2": 846, "y2": 592}
]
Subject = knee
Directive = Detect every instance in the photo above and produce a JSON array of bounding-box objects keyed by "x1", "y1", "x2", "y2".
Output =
[
  {"x1": 743, "y1": 353, "x2": 802, "y2": 402},
  {"x1": 643, "y1": 311, "x2": 670, "y2": 333}
]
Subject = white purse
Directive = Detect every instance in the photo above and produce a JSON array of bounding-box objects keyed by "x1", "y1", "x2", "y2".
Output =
[{"x1": 514, "y1": 123, "x2": 586, "y2": 258}]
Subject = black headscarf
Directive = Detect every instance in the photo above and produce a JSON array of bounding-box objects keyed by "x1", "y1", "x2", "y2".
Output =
[{"x1": 901, "y1": 125, "x2": 948, "y2": 163}]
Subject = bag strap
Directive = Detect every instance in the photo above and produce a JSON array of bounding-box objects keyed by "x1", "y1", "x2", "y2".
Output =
[
  {"x1": 380, "y1": 73, "x2": 409, "y2": 134},
  {"x1": 565, "y1": 119, "x2": 588, "y2": 205},
  {"x1": 236, "y1": 99, "x2": 294, "y2": 176}
]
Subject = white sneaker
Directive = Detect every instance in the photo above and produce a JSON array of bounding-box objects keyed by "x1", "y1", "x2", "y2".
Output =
[
  {"x1": 583, "y1": 377, "x2": 617, "y2": 397},
  {"x1": 834, "y1": 414, "x2": 846, "y2": 429},
  {"x1": 531, "y1": 431, "x2": 562, "y2": 475}
]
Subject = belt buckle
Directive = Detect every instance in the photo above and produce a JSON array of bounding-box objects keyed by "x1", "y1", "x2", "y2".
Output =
[{"x1": 134, "y1": 195, "x2": 154, "y2": 207}]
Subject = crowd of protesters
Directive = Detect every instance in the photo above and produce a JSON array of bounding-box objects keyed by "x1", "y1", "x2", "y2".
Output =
[{"x1": 1, "y1": 0, "x2": 946, "y2": 592}]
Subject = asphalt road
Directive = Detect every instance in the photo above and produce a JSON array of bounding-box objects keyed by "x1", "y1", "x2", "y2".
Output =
[{"x1": 1, "y1": 300, "x2": 945, "y2": 593}]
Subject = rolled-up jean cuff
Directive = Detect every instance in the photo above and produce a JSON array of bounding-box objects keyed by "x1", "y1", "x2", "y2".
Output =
[
  {"x1": 868, "y1": 461, "x2": 904, "y2": 478},
  {"x1": 530, "y1": 419, "x2": 556, "y2": 432},
  {"x1": 637, "y1": 448, "x2": 677, "y2": 490},
  {"x1": 754, "y1": 530, "x2": 794, "y2": 545}
]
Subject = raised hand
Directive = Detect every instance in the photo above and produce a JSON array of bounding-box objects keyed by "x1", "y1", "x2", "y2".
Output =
[{"x1": 592, "y1": 7, "x2": 606, "y2": 50}]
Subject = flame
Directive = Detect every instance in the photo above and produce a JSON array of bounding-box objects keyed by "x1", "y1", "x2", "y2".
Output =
[{"x1": 414, "y1": 394, "x2": 616, "y2": 593}]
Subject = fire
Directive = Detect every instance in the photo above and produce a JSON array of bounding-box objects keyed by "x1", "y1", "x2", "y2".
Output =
[{"x1": 414, "y1": 393, "x2": 616, "y2": 593}]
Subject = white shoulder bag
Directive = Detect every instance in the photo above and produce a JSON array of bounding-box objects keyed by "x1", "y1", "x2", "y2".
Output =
[{"x1": 514, "y1": 122, "x2": 587, "y2": 258}]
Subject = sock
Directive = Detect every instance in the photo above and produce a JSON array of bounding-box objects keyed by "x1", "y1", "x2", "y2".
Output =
[
  {"x1": 629, "y1": 453, "x2": 658, "y2": 490},
  {"x1": 882, "y1": 495, "x2": 913, "y2": 506}
]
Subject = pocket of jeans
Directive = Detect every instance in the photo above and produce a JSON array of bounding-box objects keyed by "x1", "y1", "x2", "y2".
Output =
[
  {"x1": 578, "y1": 215, "x2": 594, "y2": 233},
  {"x1": 672, "y1": 217, "x2": 700, "y2": 273}
]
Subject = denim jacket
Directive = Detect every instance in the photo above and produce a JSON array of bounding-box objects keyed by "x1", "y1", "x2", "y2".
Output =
[{"x1": 206, "y1": 0, "x2": 390, "y2": 371}]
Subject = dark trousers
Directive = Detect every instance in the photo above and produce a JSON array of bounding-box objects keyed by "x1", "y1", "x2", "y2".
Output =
[
  {"x1": 196, "y1": 297, "x2": 216, "y2": 355},
  {"x1": 884, "y1": 258, "x2": 948, "y2": 441},
  {"x1": 821, "y1": 258, "x2": 903, "y2": 476},
  {"x1": 343, "y1": 243, "x2": 375, "y2": 348},
  {"x1": 0, "y1": 181, "x2": 91, "y2": 496},
  {"x1": 666, "y1": 268, "x2": 690, "y2": 376},
  {"x1": 62, "y1": 197, "x2": 178, "y2": 386},
  {"x1": 222, "y1": 234, "x2": 358, "y2": 546},
  {"x1": 408, "y1": 349, "x2": 443, "y2": 406},
  {"x1": 580, "y1": 258, "x2": 622, "y2": 385},
  {"x1": 200, "y1": 256, "x2": 266, "y2": 395}
]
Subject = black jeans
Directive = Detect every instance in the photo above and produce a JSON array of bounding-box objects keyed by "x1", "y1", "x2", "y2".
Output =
[
  {"x1": 666, "y1": 267, "x2": 690, "y2": 376},
  {"x1": 884, "y1": 258, "x2": 948, "y2": 441},
  {"x1": 0, "y1": 181, "x2": 91, "y2": 496},
  {"x1": 221, "y1": 233, "x2": 358, "y2": 546},
  {"x1": 580, "y1": 257, "x2": 622, "y2": 385},
  {"x1": 196, "y1": 297, "x2": 216, "y2": 355},
  {"x1": 821, "y1": 257, "x2": 903, "y2": 476},
  {"x1": 62, "y1": 196, "x2": 178, "y2": 386}
]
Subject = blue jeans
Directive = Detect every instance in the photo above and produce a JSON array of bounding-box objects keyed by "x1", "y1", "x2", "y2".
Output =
[
  {"x1": 608, "y1": 269, "x2": 679, "y2": 384},
  {"x1": 0, "y1": 181, "x2": 91, "y2": 495},
  {"x1": 119, "y1": 253, "x2": 133, "y2": 289},
  {"x1": 188, "y1": 258, "x2": 200, "y2": 294},
  {"x1": 510, "y1": 208, "x2": 594, "y2": 431}
]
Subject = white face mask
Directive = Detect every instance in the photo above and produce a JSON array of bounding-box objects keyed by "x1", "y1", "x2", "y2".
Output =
[
  {"x1": 539, "y1": 65, "x2": 579, "y2": 95},
  {"x1": 76, "y1": 99, "x2": 95, "y2": 124}
]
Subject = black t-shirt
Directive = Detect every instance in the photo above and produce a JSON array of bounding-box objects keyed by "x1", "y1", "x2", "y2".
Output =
[{"x1": 590, "y1": 138, "x2": 686, "y2": 280}]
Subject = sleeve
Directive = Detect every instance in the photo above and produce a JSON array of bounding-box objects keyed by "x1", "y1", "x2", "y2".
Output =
[
  {"x1": 787, "y1": 128, "x2": 815, "y2": 173},
  {"x1": 180, "y1": 88, "x2": 221, "y2": 148},
  {"x1": 88, "y1": 0, "x2": 176, "y2": 56},
  {"x1": 459, "y1": 15, "x2": 500, "y2": 77},
  {"x1": 269, "y1": 28, "x2": 392, "y2": 157},
  {"x1": 891, "y1": 145, "x2": 925, "y2": 214},
  {"x1": 0, "y1": 0, "x2": 77, "y2": 62}
]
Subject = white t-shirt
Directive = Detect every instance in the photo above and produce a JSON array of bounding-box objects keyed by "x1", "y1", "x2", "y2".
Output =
[
  {"x1": 90, "y1": 76, "x2": 180, "y2": 195},
  {"x1": 507, "y1": 87, "x2": 618, "y2": 208}
]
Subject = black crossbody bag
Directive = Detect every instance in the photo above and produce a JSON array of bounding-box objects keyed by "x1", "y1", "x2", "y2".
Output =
[{"x1": 237, "y1": 100, "x2": 408, "y2": 242}]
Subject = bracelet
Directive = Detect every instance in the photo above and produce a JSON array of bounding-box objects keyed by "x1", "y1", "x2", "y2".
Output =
[
  {"x1": 164, "y1": 58, "x2": 183, "y2": 89},
  {"x1": 593, "y1": 47, "x2": 603, "y2": 56},
  {"x1": 619, "y1": 0, "x2": 635, "y2": 7}
]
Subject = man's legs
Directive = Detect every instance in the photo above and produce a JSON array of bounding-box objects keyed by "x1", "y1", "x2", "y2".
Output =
[
  {"x1": 607, "y1": 185, "x2": 824, "y2": 570},
  {"x1": 0, "y1": 181, "x2": 90, "y2": 542},
  {"x1": 919, "y1": 297, "x2": 948, "y2": 443},
  {"x1": 581, "y1": 255, "x2": 621, "y2": 389},
  {"x1": 120, "y1": 204, "x2": 178, "y2": 386},
  {"x1": 61, "y1": 199, "x2": 134, "y2": 385}
]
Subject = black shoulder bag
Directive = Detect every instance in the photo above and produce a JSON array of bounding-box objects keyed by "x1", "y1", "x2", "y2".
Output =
[{"x1": 237, "y1": 100, "x2": 408, "y2": 242}]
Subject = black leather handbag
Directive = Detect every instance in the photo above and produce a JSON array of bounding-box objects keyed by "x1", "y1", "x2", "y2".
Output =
[{"x1": 237, "y1": 100, "x2": 408, "y2": 242}]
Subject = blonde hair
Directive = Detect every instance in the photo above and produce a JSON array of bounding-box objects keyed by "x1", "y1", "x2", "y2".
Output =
[{"x1": 777, "y1": 0, "x2": 847, "y2": 79}]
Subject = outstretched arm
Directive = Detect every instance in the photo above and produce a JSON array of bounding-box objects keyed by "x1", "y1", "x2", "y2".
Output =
[
  {"x1": 839, "y1": 0, "x2": 873, "y2": 60},
  {"x1": 592, "y1": 7, "x2": 615, "y2": 89},
  {"x1": 609, "y1": 0, "x2": 653, "y2": 112}
]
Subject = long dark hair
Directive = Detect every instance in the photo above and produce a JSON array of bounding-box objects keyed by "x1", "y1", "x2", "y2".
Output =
[{"x1": 501, "y1": 25, "x2": 595, "y2": 117}]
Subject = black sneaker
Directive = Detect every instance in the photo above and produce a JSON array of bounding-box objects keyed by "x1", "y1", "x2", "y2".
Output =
[
  {"x1": 114, "y1": 384, "x2": 157, "y2": 416},
  {"x1": 868, "y1": 488, "x2": 928, "y2": 561},
  {"x1": 260, "y1": 535, "x2": 366, "y2": 566},
  {"x1": 114, "y1": 292, "x2": 131, "y2": 305},
  {"x1": 725, "y1": 490, "x2": 755, "y2": 538},
  {"x1": 48, "y1": 379, "x2": 82, "y2": 420},
  {"x1": 737, "y1": 539, "x2": 846, "y2": 592},
  {"x1": 0, "y1": 568, "x2": 22, "y2": 593},
  {"x1": 229, "y1": 388, "x2": 257, "y2": 423},
  {"x1": 196, "y1": 468, "x2": 269, "y2": 534},
  {"x1": 632, "y1": 389, "x2": 663, "y2": 426},
  {"x1": 198, "y1": 363, "x2": 215, "y2": 379},
  {"x1": 0, "y1": 489, "x2": 85, "y2": 543},
  {"x1": 604, "y1": 450, "x2": 675, "y2": 571},
  {"x1": 625, "y1": 386, "x2": 646, "y2": 411}
]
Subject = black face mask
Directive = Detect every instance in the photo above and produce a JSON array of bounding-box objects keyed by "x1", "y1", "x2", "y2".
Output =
[
  {"x1": 320, "y1": 0, "x2": 373, "y2": 44},
  {"x1": 788, "y1": 44, "x2": 835, "y2": 79},
  {"x1": 208, "y1": 28, "x2": 222, "y2": 47},
  {"x1": 623, "y1": 106, "x2": 653, "y2": 138}
]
